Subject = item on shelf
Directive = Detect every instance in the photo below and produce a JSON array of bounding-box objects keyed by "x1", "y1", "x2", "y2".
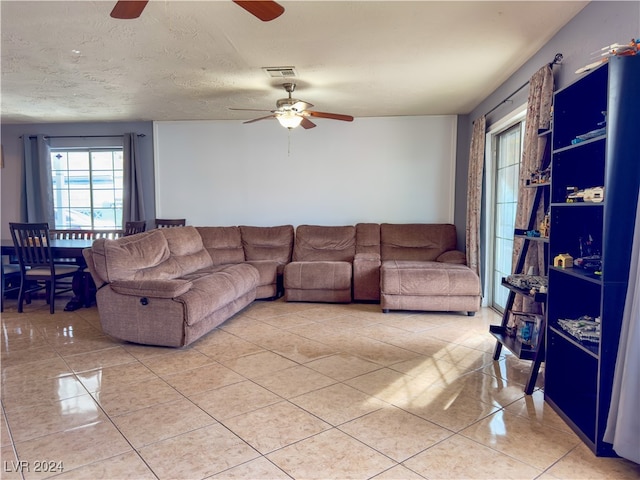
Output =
[
  {"x1": 557, "y1": 315, "x2": 601, "y2": 344},
  {"x1": 566, "y1": 186, "x2": 604, "y2": 203},
  {"x1": 539, "y1": 213, "x2": 550, "y2": 237},
  {"x1": 553, "y1": 253, "x2": 574, "y2": 268},
  {"x1": 505, "y1": 274, "x2": 547, "y2": 292},
  {"x1": 527, "y1": 166, "x2": 551, "y2": 185},
  {"x1": 571, "y1": 127, "x2": 606, "y2": 144},
  {"x1": 514, "y1": 228, "x2": 539, "y2": 236},
  {"x1": 576, "y1": 234, "x2": 601, "y2": 270},
  {"x1": 515, "y1": 313, "x2": 542, "y2": 347},
  {"x1": 575, "y1": 38, "x2": 639, "y2": 74},
  {"x1": 574, "y1": 255, "x2": 602, "y2": 271}
]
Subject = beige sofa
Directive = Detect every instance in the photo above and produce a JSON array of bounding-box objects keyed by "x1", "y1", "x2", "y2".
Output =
[
  {"x1": 83, "y1": 225, "x2": 293, "y2": 347},
  {"x1": 84, "y1": 222, "x2": 480, "y2": 347}
]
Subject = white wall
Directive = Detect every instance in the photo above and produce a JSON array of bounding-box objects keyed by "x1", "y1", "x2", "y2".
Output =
[{"x1": 154, "y1": 115, "x2": 456, "y2": 227}]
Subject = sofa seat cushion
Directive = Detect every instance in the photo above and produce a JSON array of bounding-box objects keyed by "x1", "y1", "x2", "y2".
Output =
[
  {"x1": 284, "y1": 261, "x2": 352, "y2": 291},
  {"x1": 176, "y1": 263, "x2": 259, "y2": 326},
  {"x1": 381, "y1": 260, "x2": 480, "y2": 296},
  {"x1": 245, "y1": 260, "x2": 278, "y2": 286}
]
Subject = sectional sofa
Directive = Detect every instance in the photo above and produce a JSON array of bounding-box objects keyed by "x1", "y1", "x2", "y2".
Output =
[{"x1": 83, "y1": 223, "x2": 481, "y2": 347}]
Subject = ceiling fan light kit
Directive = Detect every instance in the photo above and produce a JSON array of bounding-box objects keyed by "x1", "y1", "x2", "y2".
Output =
[
  {"x1": 277, "y1": 111, "x2": 303, "y2": 129},
  {"x1": 231, "y1": 83, "x2": 354, "y2": 131}
]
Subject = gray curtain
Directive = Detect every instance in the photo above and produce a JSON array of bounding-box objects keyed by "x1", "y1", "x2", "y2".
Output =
[
  {"x1": 122, "y1": 132, "x2": 146, "y2": 224},
  {"x1": 511, "y1": 65, "x2": 553, "y2": 314},
  {"x1": 603, "y1": 187, "x2": 640, "y2": 463},
  {"x1": 466, "y1": 115, "x2": 486, "y2": 278},
  {"x1": 20, "y1": 134, "x2": 54, "y2": 225}
]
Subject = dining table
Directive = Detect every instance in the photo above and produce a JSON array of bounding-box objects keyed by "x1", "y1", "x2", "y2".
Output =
[{"x1": 1, "y1": 237, "x2": 95, "y2": 311}]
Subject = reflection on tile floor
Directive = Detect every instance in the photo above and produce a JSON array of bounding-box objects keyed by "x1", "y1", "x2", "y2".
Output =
[{"x1": 2, "y1": 296, "x2": 639, "y2": 479}]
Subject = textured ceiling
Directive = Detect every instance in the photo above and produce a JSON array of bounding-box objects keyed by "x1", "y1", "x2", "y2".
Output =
[{"x1": 1, "y1": 1, "x2": 587, "y2": 124}]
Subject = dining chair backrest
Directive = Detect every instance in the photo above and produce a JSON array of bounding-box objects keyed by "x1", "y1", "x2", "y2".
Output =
[
  {"x1": 124, "y1": 221, "x2": 146, "y2": 236},
  {"x1": 49, "y1": 229, "x2": 124, "y2": 240},
  {"x1": 10, "y1": 222, "x2": 55, "y2": 271},
  {"x1": 50, "y1": 229, "x2": 94, "y2": 240},
  {"x1": 93, "y1": 230, "x2": 123, "y2": 239},
  {"x1": 155, "y1": 218, "x2": 186, "y2": 228}
]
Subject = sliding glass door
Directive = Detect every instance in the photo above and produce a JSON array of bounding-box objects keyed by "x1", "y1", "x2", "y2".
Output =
[{"x1": 489, "y1": 120, "x2": 524, "y2": 312}]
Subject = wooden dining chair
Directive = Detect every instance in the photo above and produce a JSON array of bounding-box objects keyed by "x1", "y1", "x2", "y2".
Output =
[
  {"x1": 124, "y1": 221, "x2": 147, "y2": 236},
  {"x1": 9, "y1": 222, "x2": 81, "y2": 314},
  {"x1": 155, "y1": 218, "x2": 186, "y2": 228}
]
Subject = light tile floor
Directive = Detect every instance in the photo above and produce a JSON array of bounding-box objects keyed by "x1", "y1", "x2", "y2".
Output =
[{"x1": 2, "y1": 295, "x2": 639, "y2": 480}]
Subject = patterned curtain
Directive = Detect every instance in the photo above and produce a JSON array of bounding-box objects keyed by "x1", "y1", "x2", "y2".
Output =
[
  {"x1": 511, "y1": 65, "x2": 554, "y2": 313},
  {"x1": 466, "y1": 115, "x2": 486, "y2": 278}
]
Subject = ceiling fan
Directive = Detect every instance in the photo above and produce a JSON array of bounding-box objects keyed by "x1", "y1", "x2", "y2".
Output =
[
  {"x1": 231, "y1": 83, "x2": 355, "y2": 130},
  {"x1": 110, "y1": 0, "x2": 285, "y2": 22}
]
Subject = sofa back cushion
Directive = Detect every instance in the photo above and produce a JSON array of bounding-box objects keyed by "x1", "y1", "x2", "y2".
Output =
[
  {"x1": 91, "y1": 226, "x2": 212, "y2": 282},
  {"x1": 240, "y1": 225, "x2": 294, "y2": 264},
  {"x1": 160, "y1": 226, "x2": 213, "y2": 274},
  {"x1": 197, "y1": 226, "x2": 245, "y2": 265},
  {"x1": 380, "y1": 223, "x2": 457, "y2": 261},
  {"x1": 293, "y1": 225, "x2": 356, "y2": 262},
  {"x1": 91, "y1": 230, "x2": 168, "y2": 282}
]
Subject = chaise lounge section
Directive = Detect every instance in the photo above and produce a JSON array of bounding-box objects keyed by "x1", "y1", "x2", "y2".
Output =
[{"x1": 378, "y1": 223, "x2": 481, "y2": 315}]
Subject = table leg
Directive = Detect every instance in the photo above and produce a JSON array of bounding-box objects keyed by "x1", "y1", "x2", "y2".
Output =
[{"x1": 64, "y1": 270, "x2": 96, "y2": 311}]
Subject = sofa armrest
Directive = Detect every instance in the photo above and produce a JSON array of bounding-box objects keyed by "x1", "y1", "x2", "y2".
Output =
[
  {"x1": 436, "y1": 250, "x2": 467, "y2": 265},
  {"x1": 353, "y1": 252, "x2": 381, "y2": 301},
  {"x1": 110, "y1": 279, "x2": 193, "y2": 298}
]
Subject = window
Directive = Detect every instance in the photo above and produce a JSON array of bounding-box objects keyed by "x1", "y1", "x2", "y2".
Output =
[{"x1": 51, "y1": 148, "x2": 123, "y2": 229}]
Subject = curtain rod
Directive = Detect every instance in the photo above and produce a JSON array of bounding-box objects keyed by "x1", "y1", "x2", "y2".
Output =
[
  {"x1": 24, "y1": 134, "x2": 145, "y2": 139},
  {"x1": 483, "y1": 53, "x2": 563, "y2": 118}
]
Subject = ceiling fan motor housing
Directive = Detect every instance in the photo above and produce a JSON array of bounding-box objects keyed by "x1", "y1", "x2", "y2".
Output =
[
  {"x1": 277, "y1": 83, "x2": 301, "y2": 111},
  {"x1": 276, "y1": 98, "x2": 300, "y2": 111}
]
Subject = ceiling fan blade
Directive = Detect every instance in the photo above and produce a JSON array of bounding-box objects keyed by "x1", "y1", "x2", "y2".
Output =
[
  {"x1": 110, "y1": 0, "x2": 149, "y2": 19},
  {"x1": 243, "y1": 114, "x2": 276, "y2": 124},
  {"x1": 307, "y1": 111, "x2": 354, "y2": 122},
  {"x1": 232, "y1": 0, "x2": 285, "y2": 21},
  {"x1": 300, "y1": 118, "x2": 317, "y2": 129}
]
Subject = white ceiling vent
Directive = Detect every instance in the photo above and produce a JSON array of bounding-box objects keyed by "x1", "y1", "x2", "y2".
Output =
[{"x1": 263, "y1": 66, "x2": 298, "y2": 78}]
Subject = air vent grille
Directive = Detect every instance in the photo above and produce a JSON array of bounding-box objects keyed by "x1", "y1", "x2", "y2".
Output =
[{"x1": 263, "y1": 66, "x2": 297, "y2": 78}]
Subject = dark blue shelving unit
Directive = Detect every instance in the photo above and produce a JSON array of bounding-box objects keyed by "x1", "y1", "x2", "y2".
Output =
[{"x1": 544, "y1": 55, "x2": 640, "y2": 457}]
